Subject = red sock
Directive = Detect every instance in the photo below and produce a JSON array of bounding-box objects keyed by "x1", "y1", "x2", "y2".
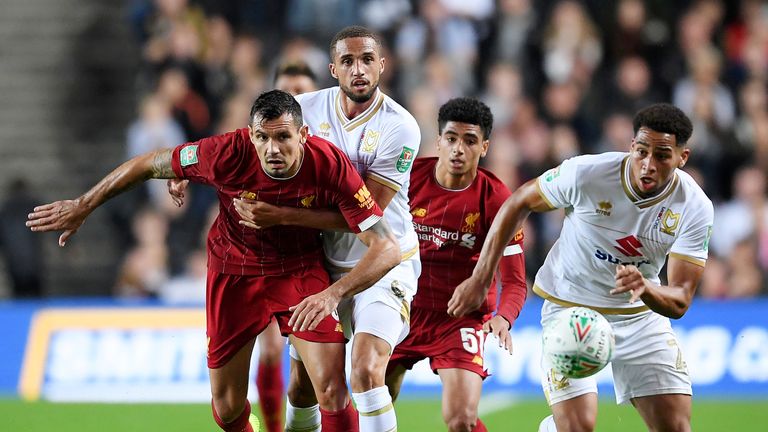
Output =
[
  {"x1": 256, "y1": 362, "x2": 284, "y2": 432},
  {"x1": 472, "y1": 419, "x2": 488, "y2": 432},
  {"x1": 211, "y1": 399, "x2": 254, "y2": 432},
  {"x1": 320, "y1": 400, "x2": 359, "y2": 432}
]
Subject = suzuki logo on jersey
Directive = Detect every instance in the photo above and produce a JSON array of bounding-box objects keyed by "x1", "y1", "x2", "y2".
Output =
[
  {"x1": 614, "y1": 235, "x2": 643, "y2": 257},
  {"x1": 461, "y1": 212, "x2": 480, "y2": 233}
]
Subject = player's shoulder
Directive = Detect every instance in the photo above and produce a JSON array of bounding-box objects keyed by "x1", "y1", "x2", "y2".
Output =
[
  {"x1": 380, "y1": 92, "x2": 419, "y2": 129},
  {"x1": 412, "y1": 157, "x2": 437, "y2": 173},
  {"x1": 476, "y1": 166, "x2": 509, "y2": 190},
  {"x1": 676, "y1": 169, "x2": 714, "y2": 214},
  {"x1": 295, "y1": 87, "x2": 335, "y2": 110},
  {"x1": 305, "y1": 134, "x2": 349, "y2": 165},
  {"x1": 557, "y1": 152, "x2": 625, "y2": 178}
]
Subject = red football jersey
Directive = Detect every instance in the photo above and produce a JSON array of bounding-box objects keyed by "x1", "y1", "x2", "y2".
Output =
[
  {"x1": 171, "y1": 128, "x2": 383, "y2": 276},
  {"x1": 408, "y1": 157, "x2": 526, "y2": 324}
]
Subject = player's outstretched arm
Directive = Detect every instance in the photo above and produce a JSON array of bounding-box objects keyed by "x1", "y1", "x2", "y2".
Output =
[
  {"x1": 448, "y1": 179, "x2": 551, "y2": 317},
  {"x1": 288, "y1": 219, "x2": 400, "y2": 332},
  {"x1": 611, "y1": 257, "x2": 704, "y2": 319},
  {"x1": 27, "y1": 149, "x2": 177, "y2": 246}
]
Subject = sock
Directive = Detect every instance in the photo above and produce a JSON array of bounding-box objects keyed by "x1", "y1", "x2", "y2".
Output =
[
  {"x1": 211, "y1": 399, "x2": 254, "y2": 432},
  {"x1": 352, "y1": 386, "x2": 396, "y2": 432},
  {"x1": 285, "y1": 400, "x2": 320, "y2": 432},
  {"x1": 538, "y1": 415, "x2": 558, "y2": 432},
  {"x1": 472, "y1": 419, "x2": 488, "y2": 432},
  {"x1": 256, "y1": 362, "x2": 284, "y2": 432},
  {"x1": 320, "y1": 400, "x2": 359, "y2": 432}
]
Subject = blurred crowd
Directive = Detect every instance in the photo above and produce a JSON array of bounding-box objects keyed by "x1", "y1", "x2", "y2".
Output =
[{"x1": 6, "y1": 0, "x2": 766, "y2": 300}]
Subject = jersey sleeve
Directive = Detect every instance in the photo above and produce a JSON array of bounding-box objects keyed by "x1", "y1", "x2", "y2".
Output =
[
  {"x1": 366, "y1": 116, "x2": 421, "y2": 191},
  {"x1": 171, "y1": 130, "x2": 243, "y2": 186},
  {"x1": 535, "y1": 156, "x2": 581, "y2": 209},
  {"x1": 669, "y1": 197, "x2": 715, "y2": 266},
  {"x1": 328, "y1": 150, "x2": 385, "y2": 233}
]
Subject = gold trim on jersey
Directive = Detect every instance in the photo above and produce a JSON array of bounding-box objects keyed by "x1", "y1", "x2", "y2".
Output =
[
  {"x1": 533, "y1": 285, "x2": 650, "y2": 314},
  {"x1": 325, "y1": 246, "x2": 420, "y2": 273},
  {"x1": 535, "y1": 178, "x2": 557, "y2": 210},
  {"x1": 620, "y1": 156, "x2": 679, "y2": 208},
  {"x1": 669, "y1": 252, "x2": 706, "y2": 267},
  {"x1": 400, "y1": 300, "x2": 410, "y2": 325},
  {"x1": 334, "y1": 89, "x2": 385, "y2": 132},
  {"x1": 367, "y1": 171, "x2": 401, "y2": 192}
]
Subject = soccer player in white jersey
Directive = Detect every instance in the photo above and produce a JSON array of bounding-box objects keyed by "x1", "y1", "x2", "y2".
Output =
[
  {"x1": 448, "y1": 103, "x2": 714, "y2": 432},
  {"x1": 234, "y1": 26, "x2": 421, "y2": 432}
]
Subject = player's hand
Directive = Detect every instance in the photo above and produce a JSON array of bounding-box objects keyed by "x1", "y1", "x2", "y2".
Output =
[
  {"x1": 611, "y1": 264, "x2": 648, "y2": 303},
  {"x1": 234, "y1": 198, "x2": 283, "y2": 229},
  {"x1": 167, "y1": 179, "x2": 189, "y2": 207},
  {"x1": 288, "y1": 288, "x2": 342, "y2": 332},
  {"x1": 26, "y1": 200, "x2": 89, "y2": 247},
  {"x1": 447, "y1": 275, "x2": 488, "y2": 317},
  {"x1": 483, "y1": 315, "x2": 513, "y2": 354}
]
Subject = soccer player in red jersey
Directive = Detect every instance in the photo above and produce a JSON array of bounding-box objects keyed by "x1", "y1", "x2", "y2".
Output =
[
  {"x1": 386, "y1": 98, "x2": 528, "y2": 432},
  {"x1": 27, "y1": 90, "x2": 400, "y2": 432}
]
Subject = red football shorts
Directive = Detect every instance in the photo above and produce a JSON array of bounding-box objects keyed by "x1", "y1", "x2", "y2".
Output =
[
  {"x1": 389, "y1": 307, "x2": 490, "y2": 378},
  {"x1": 206, "y1": 264, "x2": 345, "y2": 369}
]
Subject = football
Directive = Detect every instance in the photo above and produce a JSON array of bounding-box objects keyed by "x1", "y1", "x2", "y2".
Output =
[{"x1": 542, "y1": 307, "x2": 615, "y2": 379}]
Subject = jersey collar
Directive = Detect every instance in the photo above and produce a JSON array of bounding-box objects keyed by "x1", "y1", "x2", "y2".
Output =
[
  {"x1": 620, "y1": 155, "x2": 679, "y2": 208},
  {"x1": 334, "y1": 88, "x2": 384, "y2": 132}
]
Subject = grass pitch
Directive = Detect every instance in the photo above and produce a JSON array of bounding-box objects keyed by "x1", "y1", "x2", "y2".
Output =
[{"x1": 0, "y1": 398, "x2": 765, "y2": 431}]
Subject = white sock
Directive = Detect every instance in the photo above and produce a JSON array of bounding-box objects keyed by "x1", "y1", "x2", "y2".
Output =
[
  {"x1": 285, "y1": 399, "x2": 320, "y2": 432},
  {"x1": 352, "y1": 386, "x2": 396, "y2": 432},
  {"x1": 538, "y1": 415, "x2": 557, "y2": 432}
]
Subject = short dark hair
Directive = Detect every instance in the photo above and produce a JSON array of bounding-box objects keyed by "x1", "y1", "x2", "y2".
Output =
[
  {"x1": 438, "y1": 98, "x2": 494, "y2": 140},
  {"x1": 274, "y1": 61, "x2": 317, "y2": 85},
  {"x1": 249, "y1": 90, "x2": 303, "y2": 128},
  {"x1": 329, "y1": 25, "x2": 383, "y2": 60},
  {"x1": 633, "y1": 103, "x2": 693, "y2": 146}
]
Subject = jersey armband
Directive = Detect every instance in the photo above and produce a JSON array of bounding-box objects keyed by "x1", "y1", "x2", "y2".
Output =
[{"x1": 503, "y1": 244, "x2": 523, "y2": 256}]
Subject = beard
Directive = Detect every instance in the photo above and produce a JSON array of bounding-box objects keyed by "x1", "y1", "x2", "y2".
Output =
[{"x1": 340, "y1": 80, "x2": 379, "y2": 103}]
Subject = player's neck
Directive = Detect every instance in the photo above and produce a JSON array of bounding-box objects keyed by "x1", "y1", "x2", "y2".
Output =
[
  {"x1": 434, "y1": 162, "x2": 476, "y2": 191},
  {"x1": 339, "y1": 88, "x2": 378, "y2": 120}
]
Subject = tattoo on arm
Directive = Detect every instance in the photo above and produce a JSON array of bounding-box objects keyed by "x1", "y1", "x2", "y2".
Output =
[{"x1": 151, "y1": 149, "x2": 176, "y2": 179}]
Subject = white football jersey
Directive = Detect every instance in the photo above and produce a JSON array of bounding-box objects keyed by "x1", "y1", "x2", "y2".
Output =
[
  {"x1": 296, "y1": 87, "x2": 421, "y2": 268},
  {"x1": 534, "y1": 152, "x2": 714, "y2": 313}
]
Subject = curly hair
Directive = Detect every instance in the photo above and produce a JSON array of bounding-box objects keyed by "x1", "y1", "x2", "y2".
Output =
[
  {"x1": 633, "y1": 103, "x2": 693, "y2": 146},
  {"x1": 437, "y1": 97, "x2": 494, "y2": 140}
]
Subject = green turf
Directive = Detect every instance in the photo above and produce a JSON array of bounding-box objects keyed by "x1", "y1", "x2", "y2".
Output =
[{"x1": 0, "y1": 398, "x2": 766, "y2": 431}]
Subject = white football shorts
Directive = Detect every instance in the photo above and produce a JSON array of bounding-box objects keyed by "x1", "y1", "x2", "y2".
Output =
[
  {"x1": 331, "y1": 255, "x2": 420, "y2": 353},
  {"x1": 540, "y1": 300, "x2": 692, "y2": 405}
]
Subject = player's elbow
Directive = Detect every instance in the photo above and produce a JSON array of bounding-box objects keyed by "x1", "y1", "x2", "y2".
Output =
[{"x1": 378, "y1": 235, "x2": 401, "y2": 270}]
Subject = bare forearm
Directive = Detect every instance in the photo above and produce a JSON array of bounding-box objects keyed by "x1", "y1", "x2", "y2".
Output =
[
  {"x1": 639, "y1": 284, "x2": 692, "y2": 319},
  {"x1": 330, "y1": 221, "x2": 400, "y2": 298},
  {"x1": 80, "y1": 149, "x2": 175, "y2": 211},
  {"x1": 282, "y1": 207, "x2": 351, "y2": 231},
  {"x1": 473, "y1": 198, "x2": 530, "y2": 286}
]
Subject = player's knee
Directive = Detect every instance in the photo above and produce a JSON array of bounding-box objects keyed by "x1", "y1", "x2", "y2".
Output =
[
  {"x1": 286, "y1": 377, "x2": 316, "y2": 407},
  {"x1": 211, "y1": 394, "x2": 246, "y2": 423},
  {"x1": 649, "y1": 414, "x2": 690, "y2": 432},
  {"x1": 259, "y1": 346, "x2": 283, "y2": 365},
  {"x1": 557, "y1": 410, "x2": 596, "y2": 432},
  {"x1": 351, "y1": 358, "x2": 386, "y2": 391},
  {"x1": 313, "y1": 378, "x2": 348, "y2": 410},
  {"x1": 444, "y1": 410, "x2": 478, "y2": 432}
]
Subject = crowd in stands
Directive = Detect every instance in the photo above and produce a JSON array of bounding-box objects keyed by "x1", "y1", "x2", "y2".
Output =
[{"x1": 9, "y1": 0, "x2": 765, "y2": 300}]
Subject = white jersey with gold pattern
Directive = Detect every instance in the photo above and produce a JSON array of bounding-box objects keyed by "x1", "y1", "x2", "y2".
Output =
[
  {"x1": 534, "y1": 152, "x2": 714, "y2": 314},
  {"x1": 296, "y1": 87, "x2": 421, "y2": 268}
]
